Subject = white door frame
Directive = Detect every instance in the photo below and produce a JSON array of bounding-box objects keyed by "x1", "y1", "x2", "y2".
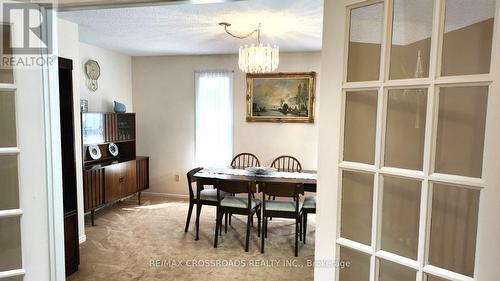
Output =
[{"x1": 316, "y1": 0, "x2": 500, "y2": 280}]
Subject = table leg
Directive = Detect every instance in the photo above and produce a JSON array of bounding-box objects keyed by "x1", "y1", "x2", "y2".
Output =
[{"x1": 195, "y1": 182, "x2": 201, "y2": 241}]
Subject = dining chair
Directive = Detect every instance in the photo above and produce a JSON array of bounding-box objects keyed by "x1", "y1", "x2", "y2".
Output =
[
  {"x1": 260, "y1": 182, "x2": 304, "y2": 257},
  {"x1": 229, "y1": 153, "x2": 261, "y2": 225},
  {"x1": 214, "y1": 179, "x2": 261, "y2": 252},
  {"x1": 302, "y1": 196, "x2": 316, "y2": 244},
  {"x1": 268, "y1": 155, "x2": 303, "y2": 200},
  {"x1": 184, "y1": 167, "x2": 229, "y2": 233},
  {"x1": 231, "y1": 152, "x2": 261, "y2": 169},
  {"x1": 270, "y1": 155, "x2": 302, "y2": 173}
]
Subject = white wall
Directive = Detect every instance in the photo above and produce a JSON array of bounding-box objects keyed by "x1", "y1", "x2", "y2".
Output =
[
  {"x1": 132, "y1": 52, "x2": 321, "y2": 196},
  {"x1": 79, "y1": 42, "x2": 133, "y2": 112},
  {"x1": 57, "y1": 18, "x2": 134, "y2": 243}
]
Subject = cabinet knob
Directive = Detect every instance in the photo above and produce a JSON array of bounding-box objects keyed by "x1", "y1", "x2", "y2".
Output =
[{"x1": 119, "y1": 177, "x2": 125, "y2": 183}]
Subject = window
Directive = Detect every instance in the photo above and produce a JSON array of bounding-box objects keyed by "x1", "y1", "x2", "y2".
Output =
[
  {"x1": 195, "y1": 71, "x2": 233, "y2": 167},
  {"x1": 338, "y1": 1, "x2": 494, "y2": 281}
]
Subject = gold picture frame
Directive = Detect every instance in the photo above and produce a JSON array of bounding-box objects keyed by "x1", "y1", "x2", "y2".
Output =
[{"x1": 246, "y1": 72, "x2": 316, "y2": 123}]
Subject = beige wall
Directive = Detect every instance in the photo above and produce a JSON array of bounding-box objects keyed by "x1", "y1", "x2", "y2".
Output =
[
  {"x1": 132, "y1": 52, "x2": 321, "y2": 196},
  {"x1": 79, "y1": 42, "x2": 133, "y2": 112}
]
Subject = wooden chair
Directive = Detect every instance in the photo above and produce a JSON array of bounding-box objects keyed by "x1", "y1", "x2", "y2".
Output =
[
  {"x1": 229, "y1": 153, "x2": 260, "y2": 224},
  {"x1": 231, "y1": 153, "x2": 261, "y2": 169},
  {"x1": 214, "y1": 179, "x2": 261, "y2": 252},
  {"x1": 260, "y1": 182, "x2": 304, "y2": 257},
  {"x1": 184, "y1": 167, "x2": 229, "y2": 232},
  {"x1": 268, "y1": 155, "x2": 303, "y2": 200},
  {"x1": 270, "y1": 155, "x2": 302, "y2": 172},
  {"x1": 302, "y1": 196, "x2": 316, "y2": 244}
]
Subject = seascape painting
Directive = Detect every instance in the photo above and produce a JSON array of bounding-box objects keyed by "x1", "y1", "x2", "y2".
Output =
[{"x1": 246, "y1": 72, "x2": 316, "y2": 123}]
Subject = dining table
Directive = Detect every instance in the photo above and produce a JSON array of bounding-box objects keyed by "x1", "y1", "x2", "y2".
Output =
[{"x1": 193, "y1": 167, "x2": 317, "y2": 241}]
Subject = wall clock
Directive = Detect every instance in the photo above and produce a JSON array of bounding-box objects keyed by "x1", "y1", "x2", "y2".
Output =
[{"x1": 85, "y1": 59, "x2": 100, "y2": 91}]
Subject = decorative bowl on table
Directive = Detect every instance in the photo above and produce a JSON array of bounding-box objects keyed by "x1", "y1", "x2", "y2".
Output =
[{"x1": 245, "y1": 167, "x2": 277, "y2": 175}]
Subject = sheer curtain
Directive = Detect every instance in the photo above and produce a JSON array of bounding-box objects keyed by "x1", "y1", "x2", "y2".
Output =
[{"x1": 195, "y1": 71, "x2": 233, "y2": 167}]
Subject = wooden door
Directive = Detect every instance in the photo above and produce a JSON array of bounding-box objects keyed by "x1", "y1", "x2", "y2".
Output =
[
  {"x1": 122, "y1": 161, "x2": 137, "y2": 196},
  {"x1": 104, "y1": 163, "x2": 124, "y2": 203}
]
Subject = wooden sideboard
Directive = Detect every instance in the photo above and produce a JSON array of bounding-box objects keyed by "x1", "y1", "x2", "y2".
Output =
[{"x1": 82, "y1": 112, "x2": 149, "y2": 226}]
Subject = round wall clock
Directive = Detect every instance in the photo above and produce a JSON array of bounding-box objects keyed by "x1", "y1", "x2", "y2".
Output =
[{"x1": 85, "y1": 59, "x2": 101, "y2": 91}]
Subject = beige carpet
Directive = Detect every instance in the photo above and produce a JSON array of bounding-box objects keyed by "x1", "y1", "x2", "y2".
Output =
[{"x1": 68, "y1": 196, "x2": 315, "y2": 281}]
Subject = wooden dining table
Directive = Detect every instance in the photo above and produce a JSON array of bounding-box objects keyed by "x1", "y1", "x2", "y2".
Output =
[{"x1": 193, "y1": 168, "x2": 317, "y2": 241}]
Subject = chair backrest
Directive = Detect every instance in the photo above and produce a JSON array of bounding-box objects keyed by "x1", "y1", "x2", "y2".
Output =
[
  {"x1": 231, "y1": 153, "x2": 261, "y2": 169},
  {"x1": 186, "y1": 167, "x2": 203, "y2": 200},
  {"x1": 260, "y1": 182, "x2": 304, "y2": 198},
  {"x1": 217, "y1": 179, "x2": 257, "y2": 195},
  {"x1": 270, "y1": 155, "x2": 302, "y2": 172}
]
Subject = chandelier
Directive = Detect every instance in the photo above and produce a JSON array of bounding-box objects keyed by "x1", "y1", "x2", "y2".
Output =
[{"x1": 220, "y1": 22, "x2": 279, "y2": 73}]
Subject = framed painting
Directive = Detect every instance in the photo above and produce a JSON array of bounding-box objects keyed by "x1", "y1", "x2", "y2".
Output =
[{"x1": 246, "y1": 72, "x2": 316, "y2": 123}]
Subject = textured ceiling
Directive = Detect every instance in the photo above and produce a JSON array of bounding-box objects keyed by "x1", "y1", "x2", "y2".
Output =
[{"x1": 59, "y1": 0, "x2": 324, "y2": 56}]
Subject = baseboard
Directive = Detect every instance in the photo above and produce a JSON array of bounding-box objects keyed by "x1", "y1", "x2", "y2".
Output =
[
  {"x1": 141, "y1": 191, "x2": 189, "y2": 199},
  {"x1": 79, "y1": 234, "x2": 87, "y2": 244}
]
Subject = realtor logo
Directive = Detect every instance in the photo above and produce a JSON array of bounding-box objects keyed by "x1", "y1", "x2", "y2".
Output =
[{"x1": 2, "y1": 2, "x2": 53, "y2": 55}]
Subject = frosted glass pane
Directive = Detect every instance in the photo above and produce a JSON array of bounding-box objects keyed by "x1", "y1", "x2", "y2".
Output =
[
  {"x1": 0, "y1": 91, "x2": 16, "y2": 147},
  {"x1": 0, "y1": 217, "x2": 22, "y2": 271},
  {"x1": 347, "y1": 3, "x2": 384, "y2": 82},
  {"x1": 379, "y1": 259, "x2": 416, "y2": 281},
  {"x1": 341, "y1": 171, "x2": 373, "y2": 245},
  {"x1": 441, "y1": 0, "x2": 495, "y2": 76},
  {"x1": 0, "y1": 25, "x2": 14, "y2": 84},
  {"x1": 339, "y1": 247, "x2": 370, "y2": 281},
  {"x1": 344, "y1": 91, "x2": 378, "y2": 164},
  {"x1": 429, "y1": 183, "x2": 479, "y2": 277},
  {"x1": 1, "y1": 276, "x2": 24, "y2": 281},
  {"x1": 384, "y1": 89, "x2": 427, "y2": 170},
  {"x1": 390, "y1": 0, "x2": 433, "y2": 79},
  {"x1": 435, "y1": 86, "x2": 488, "y2": 177},
  {"x1": 0, "y1": 155, "x2": 19, "y2": 210},
  {"x1": 381, "y1": 176, "x2": 421, "y2": 259},
  {"x1": 425, "y1": 275, "x2": 448, "y2": 281}
]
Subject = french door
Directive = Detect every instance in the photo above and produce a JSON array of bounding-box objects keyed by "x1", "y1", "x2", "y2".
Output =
[
  {"x1": 333, "y1": 0, "x2": 499, "y2": 281},
  {"x1": 0, "y1": 2, "x2": 65, "y2": 281}
]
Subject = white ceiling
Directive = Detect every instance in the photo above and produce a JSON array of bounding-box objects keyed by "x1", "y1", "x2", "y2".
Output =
[{"x1": 59, "y1": 0, "x2": 324, "y2": 56}]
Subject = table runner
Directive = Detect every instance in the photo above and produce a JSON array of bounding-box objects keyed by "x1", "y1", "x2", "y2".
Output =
[{"x1": 202, "y1": 167, "x2": 317, "y2": 180}]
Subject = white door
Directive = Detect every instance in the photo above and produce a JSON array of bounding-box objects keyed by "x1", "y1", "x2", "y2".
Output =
[
  {"x1": 0, "y1": 2, "x2": 65, "y2": 281},
  {"x1": 316, "y1": 0, "x2": 500, "y2": 280}
]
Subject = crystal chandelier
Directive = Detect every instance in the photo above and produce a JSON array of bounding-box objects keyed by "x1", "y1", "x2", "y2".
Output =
[{"x1": 220, "y1": 22, "x2": 279, "y2": 73}]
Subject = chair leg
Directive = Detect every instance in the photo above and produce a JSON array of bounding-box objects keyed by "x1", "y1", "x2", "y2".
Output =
[
  {"x1": 303, "y1": 212, "x2": 308, "y2": 244},
  {"x1": 295, "y1": 218, "x2": 299, "y2": 257},
  {"x1": 257, "y1": 209, "x2": 261, "y2": 237},
  {"x1": 299, "y1": 215, "x2": 302, "y2": 242},
  {"x1": 229, "y1": 214, "x2": 232, "y2": 226},
  {"x1": 261, "y1": 216, "x2": 266, "y2": 253},
  {"x1": 251, "y1": 214, "x2": 254, "y2": 227},
  {"x1": 265, "y1": 217, "x2": 268, "y2": 238},
  {"x1": 225, "y1": 213, "x2": 228, "y2": 234},
  {"x1": 214, "y1": 209, "x2": 220, "y2": 248},
  {"x1": 245, "y1": 213, "x2": 251, "y2": 252},
  {"x1": 184, "y1": 202, "x2": 194, "y2": 232}
]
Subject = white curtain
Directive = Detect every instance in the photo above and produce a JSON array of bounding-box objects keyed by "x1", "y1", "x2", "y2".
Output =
[{"x1": 195, "y1": 71, "x2": 233, "y2": 168}]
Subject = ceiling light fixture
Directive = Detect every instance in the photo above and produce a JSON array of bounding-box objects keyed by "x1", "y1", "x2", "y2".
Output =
[{"x1": 219, "y1": 22, "x2": 279, "y2": 73}]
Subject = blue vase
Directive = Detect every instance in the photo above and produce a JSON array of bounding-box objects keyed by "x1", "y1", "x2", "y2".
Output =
[{"x1": 113, "y1": 101, "x2": 126, "y2": 113}]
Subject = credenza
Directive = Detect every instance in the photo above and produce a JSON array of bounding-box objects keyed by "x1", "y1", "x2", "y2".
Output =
[{"x1": 81, "y1": 112, "x2": 149, "y2": 226}]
